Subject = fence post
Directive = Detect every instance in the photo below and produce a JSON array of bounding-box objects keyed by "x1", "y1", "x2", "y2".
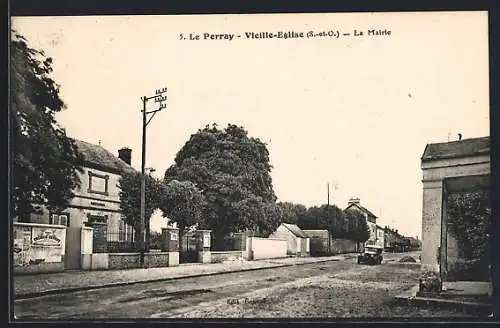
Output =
[
  {"x1": 161, "y1": 228, "x2": 179, "y2": 266},
  {"x1": 196, "y1": 230, "x2": 211, "y2": 263}
]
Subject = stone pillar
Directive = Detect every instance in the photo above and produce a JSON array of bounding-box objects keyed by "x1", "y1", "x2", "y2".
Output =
[
  {"x1": 161, "y1": 228, "x2": 179, "y2": 267},
  {"x1": 196, "y1": 230, "x2": 211, "y2": 263},
  {"x1": 80, "y1": 227, "x2": 93, "y2": 270},
  {"x1": 421, "y1": 179, "x2": 443, "y2": 273},
  {"x1": 245, "y1": 236, "x2": 254, "y2": 260}
]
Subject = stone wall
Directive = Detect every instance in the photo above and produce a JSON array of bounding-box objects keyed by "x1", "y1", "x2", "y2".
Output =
[
  {"x1": 107, "y1": 252, "x2": 170, "y2": 269},
  {"x1": 108, "y1": 253, "x2": 141, "y2": 269},
  {"x1": 144, "y1": 252, "x2": 170, "y2": 268},
  {"x1": 210, "y1": 251, "x2": 243, "y2": 263}
]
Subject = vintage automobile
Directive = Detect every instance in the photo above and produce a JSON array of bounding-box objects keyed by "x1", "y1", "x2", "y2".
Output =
[{"x1": 357, "y1": 245, "x2": 383, "y2": 265}]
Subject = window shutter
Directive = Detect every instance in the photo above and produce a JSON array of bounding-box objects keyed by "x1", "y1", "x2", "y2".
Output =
[
  {"x1": 59, "y1": 215, "x2": 68, "y2": 227},
  {"x1": 51, "y1": 214, "x2": 60, "y2": 225}
]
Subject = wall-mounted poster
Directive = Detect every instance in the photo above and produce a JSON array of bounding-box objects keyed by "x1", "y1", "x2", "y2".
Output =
[
  {"x1": 32, "y1": 228, "x2": 62, "y2": 247},
  {"x1": 170, "y1": 231, "x2": 178, "y2": 241},
  {"x1": 203, "y1": 233, "x2": 210, "y2": 248}
]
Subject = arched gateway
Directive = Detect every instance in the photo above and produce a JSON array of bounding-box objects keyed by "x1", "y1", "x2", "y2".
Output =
[{"x1": 420, "y1": 136, "x2": 490, "y2": 282}]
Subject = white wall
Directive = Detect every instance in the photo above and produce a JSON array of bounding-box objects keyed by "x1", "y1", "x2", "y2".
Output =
[{"x1": 246, "y1": 237, "x2": 287, "y2": 260}]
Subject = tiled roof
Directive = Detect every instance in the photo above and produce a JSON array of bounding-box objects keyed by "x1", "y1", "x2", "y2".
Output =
[
  {"x1": 421, "y1": 136, "x2": 490, "y2": 162},
  {"x1": 282, "y1": 223, "x2": 309, "y2": 238},
  {"x1": 344, "y1": 203, "x2": 378, "y2": 218},
  {"x1": 73, "y1": 139, "x2": 136, "y2": 174}
]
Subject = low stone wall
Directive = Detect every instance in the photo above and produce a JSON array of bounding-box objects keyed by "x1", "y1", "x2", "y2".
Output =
[
  {"x1": 211, "y1": 251, "x2": 243, "y2": 263},
  {"x1": 106, "y1": 252, "x2": 170, "y2": 269},
  {"x1": 108, "y1": 253, "x2": 142, "y2": 269},
  {"x1": 144, "y1": 252, "x2": 169, "y2": 268},
  {"x1": 99, "y1": 252, "x2": 171, "y2": 270}
]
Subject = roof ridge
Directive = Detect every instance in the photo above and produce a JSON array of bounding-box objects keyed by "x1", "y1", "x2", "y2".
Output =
[{"x1": 426, "y1": 136, "x2": 490, "y2": 146}]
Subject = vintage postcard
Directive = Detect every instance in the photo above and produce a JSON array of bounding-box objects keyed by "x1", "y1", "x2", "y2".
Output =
[{"x1": 10, "y1": 11, "x2": 492, "y2": 320}]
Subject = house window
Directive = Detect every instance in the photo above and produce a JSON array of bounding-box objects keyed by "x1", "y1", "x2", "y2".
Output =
[
  {"x1": 50, "y1": 213, "x2": 70, "y2": 227},
  {"x1": 117, "y1": 218, "x2": 135, "y2": 242},
  {"x1": 87, "y1": 171, "x2": 110, "y2": 196}
]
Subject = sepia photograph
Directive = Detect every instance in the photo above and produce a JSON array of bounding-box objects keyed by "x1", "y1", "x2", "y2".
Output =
[{"x1": 9, "y1": 10, "x2": 493, "y2": 321}]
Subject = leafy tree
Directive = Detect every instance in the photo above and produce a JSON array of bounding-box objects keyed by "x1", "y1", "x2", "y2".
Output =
[
  {"x1": 157, "y1": 180, "x2": 205, "y2": 239},
  {"x1": 298, "y1": 204, "x2": 345, "y2": 235},
  {"x1": 447, "y1": 191, "x2": 490, "y2": 270},
  {"x1": 344, "y1": 209, "x2": 370, "y2": 243},
  {"x1": 164, "y1": 123, "x2": 280, "y2": 248},
  {"x1": 118, "y1": 171, "x2": 163, "y2": 250},
  {"x1": 277, "y1": 202, "x2": 307, "y2": 225},
  {"x1": 10, "y1": 31, "x2": 83, "y2": 220}
]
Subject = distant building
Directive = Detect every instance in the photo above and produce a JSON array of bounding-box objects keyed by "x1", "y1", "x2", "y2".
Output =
[{"x1": 344, "y1": 197, "x2": 377, "y2": 248}]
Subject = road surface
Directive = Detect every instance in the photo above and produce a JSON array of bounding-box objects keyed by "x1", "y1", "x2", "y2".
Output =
[{"x1": 14, "y1": 252, "x2": 475, "y2": 319}]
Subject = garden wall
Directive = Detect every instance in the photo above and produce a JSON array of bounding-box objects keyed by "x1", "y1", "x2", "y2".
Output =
[{"x1": 246, "y1": 237, "x2": 287, "y2": 260}]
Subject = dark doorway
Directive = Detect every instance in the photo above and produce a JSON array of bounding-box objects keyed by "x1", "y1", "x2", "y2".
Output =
[{"x1": 180, "y1": 233, "x2": 198, "y2": 263}]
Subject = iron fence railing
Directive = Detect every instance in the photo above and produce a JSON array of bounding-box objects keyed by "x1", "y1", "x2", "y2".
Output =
[{"x1": 106, "y1": 231, "x2": 136, "y2": 253}]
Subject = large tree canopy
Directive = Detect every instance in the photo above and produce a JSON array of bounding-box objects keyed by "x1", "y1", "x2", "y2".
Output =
[
  {"x1": 277, "y1": 202, "x2": 307, "y2": 225},
  {"x1": 10, "y1": 32, "x2": 83, "y2": 219},
  {"x1": 344, "y1": 209, "x2": 370, "y2": 243},
  {"x1": 298, "y1": 204, "x2": 344, "y2": 233},
  {"x1": 118, "y1": 172, "x2": 205, "y2": 250},
  {"x1": 157, "y1": 179, "x2": 206, "y2": 236},
  {"x1": 164, "y1": 123, "x2": 281, "y2": 246}
]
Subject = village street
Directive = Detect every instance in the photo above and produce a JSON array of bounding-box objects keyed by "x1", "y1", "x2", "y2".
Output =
[{"x1": 14, "y1": 251, "x2": 475, "y2": 319}]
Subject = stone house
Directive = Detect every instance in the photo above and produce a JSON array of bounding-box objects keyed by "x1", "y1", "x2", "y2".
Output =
[
  {"x1": 14, "y1": 139, "x2": 137, "y2": 270},
  {"x1": 344, "y1": 197, "x2": 378, "y2": 247}
]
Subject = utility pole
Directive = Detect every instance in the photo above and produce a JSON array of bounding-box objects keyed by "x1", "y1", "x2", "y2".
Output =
[
  {"x1": 327, "y1": 182, "x2": 330, "y2": 225},
  {"x1": 139, "y1": 87, "x2": 167, "y2": 266}
]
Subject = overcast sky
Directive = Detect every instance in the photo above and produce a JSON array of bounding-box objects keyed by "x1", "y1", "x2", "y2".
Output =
[{"x1": 12, "y1": 12, "x2": 489, "y2": 237}]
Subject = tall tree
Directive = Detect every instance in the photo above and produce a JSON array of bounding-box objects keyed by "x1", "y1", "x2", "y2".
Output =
[
  {"x1": 345, "y1": 209, "x2": 370, "y2": 243},
  {"x1": 298, "y1": 204, "x2": 345, "y2": 235},
  {"x1": 277, "y1": 202, "x2": 307, "y2": 225},
  {"x1": 165, "y1": 123, "x2": 280, "y2": 248},
  {"x1": 118, "y1": 171, "x2": 163, "y2": 250},
  {"x1": 10, "y1": 31, "x2": 83, "y2": 219},
  {"x1": 157, "y1": 180, "x2": 205, "y2": 239}
]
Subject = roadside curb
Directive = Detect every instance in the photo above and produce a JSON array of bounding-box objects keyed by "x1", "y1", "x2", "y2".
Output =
[
  {"x1": 394, "y1": 287, "x2": 492, "y2": 314},
  {"x1": 15, "y1": 258, "x2": 339, "y2": 300}
]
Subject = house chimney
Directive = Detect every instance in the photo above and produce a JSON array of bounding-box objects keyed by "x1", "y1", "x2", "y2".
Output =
[
  {"x1": 348, "y1": 197, "x2": 360, "y2": 206},
  {"x1": 118, "y1": 147, "x2": 132, "y2": 165}
]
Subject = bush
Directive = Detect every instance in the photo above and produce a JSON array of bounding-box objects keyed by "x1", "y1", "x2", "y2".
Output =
[{"x1": 419, "y1": 271, "x2": 442, "y2": 293}]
